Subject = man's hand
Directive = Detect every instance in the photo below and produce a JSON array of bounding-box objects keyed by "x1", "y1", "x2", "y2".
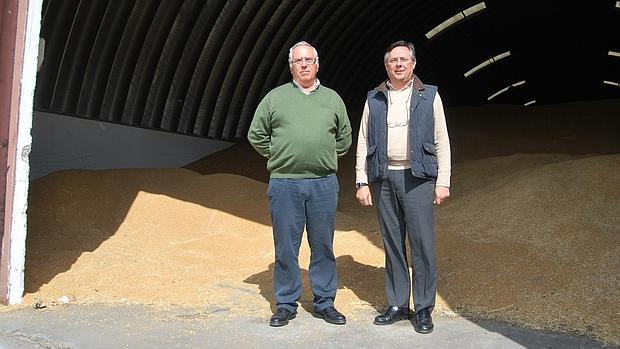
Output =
[
  {"x1": 356, "y1": 186, "x2": 373, "y2": 206},
  {"x1": 434, "y1": 186, "x2": 450, "y2": 205}
]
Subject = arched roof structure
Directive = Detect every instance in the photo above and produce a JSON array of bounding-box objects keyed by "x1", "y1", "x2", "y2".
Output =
[{"x1": 35, "y1": 0, "x2": 620, "y2": 140}]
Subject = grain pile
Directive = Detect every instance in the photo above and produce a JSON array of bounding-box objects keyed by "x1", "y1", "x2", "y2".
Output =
[{"x1": 20, "y1": 102, "x2": 620, "y2": 344}]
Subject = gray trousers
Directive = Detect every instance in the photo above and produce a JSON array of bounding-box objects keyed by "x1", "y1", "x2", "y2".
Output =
[
  {"x1": 268, "y1": 175, "x2": 339, "y2": 312},
  {"x1": 373, "y1": 169, "x2": 437, "y2": 312}
]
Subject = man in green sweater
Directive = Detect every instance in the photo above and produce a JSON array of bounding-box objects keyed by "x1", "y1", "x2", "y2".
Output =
[{"x1": 247, "y1": 41, "x2": 352, "y2": 327}]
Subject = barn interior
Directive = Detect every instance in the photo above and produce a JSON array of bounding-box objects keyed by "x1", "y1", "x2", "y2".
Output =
[{"x1": 22, "y1": 0, "x2": 620, "y2": 344}]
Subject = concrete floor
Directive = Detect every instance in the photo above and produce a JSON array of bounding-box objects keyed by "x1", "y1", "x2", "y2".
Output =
[{"x1": 0, "y1": 304, "x2": 616, "y2": 349}]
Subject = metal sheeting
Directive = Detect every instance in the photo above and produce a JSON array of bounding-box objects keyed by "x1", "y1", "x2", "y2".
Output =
[{"x1": 35, "y1": 0, "x2": 620, "y2": 141}]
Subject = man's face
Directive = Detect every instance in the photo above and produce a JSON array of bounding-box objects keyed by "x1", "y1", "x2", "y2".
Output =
[
  {"x1": 290, "y1": 45, "x2": 319, "y2": 88},
  {"x1": 385, "y1": 46, "x2": 416, "y2": 85}
]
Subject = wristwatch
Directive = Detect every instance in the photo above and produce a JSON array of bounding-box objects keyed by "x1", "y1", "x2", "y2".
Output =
[{"x1": 355, "y1": 182, "x2": 368, "y2": 189}]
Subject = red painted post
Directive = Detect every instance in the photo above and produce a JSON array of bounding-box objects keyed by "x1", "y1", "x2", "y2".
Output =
[{"x1": 0, "y1": 0, "x2": 27, "y2": 305}]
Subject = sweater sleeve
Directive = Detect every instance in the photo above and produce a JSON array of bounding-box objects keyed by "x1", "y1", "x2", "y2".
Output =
[
  {"x1": 433, "y1": 93, "x2": 451, "y2": 188},
  {"x1": 335, "y1": 95, "x2": 353, "y2": 157},
  {"x1": 247, "y1": 94, "x2": 272, "y2": 158}
]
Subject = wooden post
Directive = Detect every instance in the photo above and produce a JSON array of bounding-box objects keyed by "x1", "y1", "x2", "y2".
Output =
[{"x1": 0, "y1": 0, "x2": 41, "y2": 305}]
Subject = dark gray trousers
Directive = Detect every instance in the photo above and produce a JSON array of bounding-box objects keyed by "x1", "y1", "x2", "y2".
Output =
[
  {"x1": 268, "y1": 175, "x2": 339, "y2": 312},
  {"x1": 374, "y1": 169, "x2": 437, "y2": 312}
]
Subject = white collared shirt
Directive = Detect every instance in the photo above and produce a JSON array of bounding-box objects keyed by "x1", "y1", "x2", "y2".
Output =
[{"x1": 293, "y1": 79, "x2": 321, "y2": 95}]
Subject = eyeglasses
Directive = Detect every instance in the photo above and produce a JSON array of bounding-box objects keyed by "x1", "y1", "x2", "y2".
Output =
[
  {"x1": 387, "y1": 57, "x2": 412, "y2": 65},
  {"x1": 292, "y1": 57, "x2": 317, "y2": 66}
]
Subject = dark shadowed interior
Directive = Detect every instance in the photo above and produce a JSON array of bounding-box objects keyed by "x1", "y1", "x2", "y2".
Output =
[{"x1": 34, "y1": 0, "x2": 620, "y2": 141}]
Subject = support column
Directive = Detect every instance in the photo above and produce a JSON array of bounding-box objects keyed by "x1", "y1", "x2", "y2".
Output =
[{"x1": 0, "y1": 0, "x2": 41, "y2": 305}]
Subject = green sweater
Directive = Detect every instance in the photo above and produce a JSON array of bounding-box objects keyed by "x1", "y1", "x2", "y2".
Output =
[{"x1": 247, "y1": 82, "x2": 352, "y2": 178}]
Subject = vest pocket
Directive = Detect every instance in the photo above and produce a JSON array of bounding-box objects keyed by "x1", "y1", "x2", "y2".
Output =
[
  {"x1": 366, "y1": 144, "x2": 379, "y2": 182},
  {"x1": 422, "y1": 142, "x2": 436, "y2": 155},
  {"x1": 421, "y1": 142, "x2": 438, "y2": 177}
]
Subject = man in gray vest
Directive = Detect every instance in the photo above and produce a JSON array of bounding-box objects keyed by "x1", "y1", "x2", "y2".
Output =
[{"x1": 355, "y1": 40, "x2": 451, "y2": 334}]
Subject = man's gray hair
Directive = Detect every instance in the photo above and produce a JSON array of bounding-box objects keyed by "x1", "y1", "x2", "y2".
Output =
[
  {"x1": 383, "y1": 40, "x2": 416, "y2": 63},
  {"x1": 288, "y1": 41, "x2": 319, "y2": 66}
]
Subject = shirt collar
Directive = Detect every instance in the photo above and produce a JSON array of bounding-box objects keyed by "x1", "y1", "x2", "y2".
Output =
[
  {"x1": 386, "y1": 77, "x2": 414, "y2": 92},
  {"x1": 293, "y1": 78, "x2": 321, "y2": 95}
]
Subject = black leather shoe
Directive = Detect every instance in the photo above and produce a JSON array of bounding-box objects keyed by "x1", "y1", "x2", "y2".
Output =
[
  {"x1": 413, "y1": 308, "x2": 434, "y2": 334},
  {"x1": 374, "y1": 306, "x2": 411, "y2": 325},
  {"x1": 269, "y1": 308, "x2": 296, "y2": 327},
  {"x1": 313, "y1": 306, "x2": 346, "y2": 325}
]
